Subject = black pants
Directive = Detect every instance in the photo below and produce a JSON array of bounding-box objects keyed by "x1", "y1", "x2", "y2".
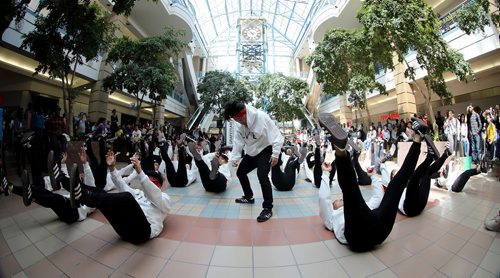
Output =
[
  {"x1": 451, "y1": 168, "x2": 480, "y2": 192},
  {"x1": 352, "y1": 153, "x2": 371, "y2": 186},
  {"x1": 25, "y1": 141, "x2": 44, "y2": 188},
  {"x1": 236, "y1": 146, "x2": 273, "y2": 209},
  {"x1": 337, "y1": 142, "x2": 421, "y2": 251},
  {"x1": 272, "y1": 154, "x2": 299, "y2": 191},
  {"x1": 306, "y1": 152, "x2": 315, "y2": 169},
  {"x1": 140, "y1": 140, "x2": 155, "y2": 173},
  {"x1": 403, "y1": 152, "x2": 449, "y2": 216},
  {"x1": 161, "y1": 144, "x2": 188, "y2": 187},
  {"x1": 13, "y1": 186, "x2": 79, "y2": 224},
  {"x1": 83, "y1": 184, "x2": 151, "y2": 244},
  {"x1": 194, "y1": 159, "x2": 227, "y2": 193},
  {"x1": 311, "y1": 149, "x2": 335, "y2": 188},
  {"x1": 86, "y1": 138, "x2": 107, "y2": 189}
]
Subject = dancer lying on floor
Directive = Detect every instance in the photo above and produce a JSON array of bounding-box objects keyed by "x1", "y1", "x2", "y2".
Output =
[
  {"x1": 434, "y1": 158, "x2": 486, "y2": 193},
  {"x1": 188, "y1": 142, "x2": 230, "y2": 193},
  {"x1": 70, "y1": 150, "x2": 171, "y2": 244},
  {"x1": 398, "y1": 144, "x2": 450, "y2": 217},
  {"x1": 304, "y1": 137, "x2": 336, "y2": 188},
  {"x1": 271, "y1": 146, "x2": 307, "y2": 191},
  {"x1": 160, "y1": 137, "x2": 196, "y2": 187},
  {"x1": 16, "y1": 145, "x2": 95, "y2": 224},
  {"x1": 317, "y1": 113, "x2": 425, "y2": 251}
]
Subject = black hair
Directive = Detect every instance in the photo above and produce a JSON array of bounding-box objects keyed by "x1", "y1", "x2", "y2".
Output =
[{"x1": 223, "y1": 101, "x2": 245, "y2": 120}]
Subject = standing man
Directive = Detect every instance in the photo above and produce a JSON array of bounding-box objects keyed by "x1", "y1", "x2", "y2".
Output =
[
  {"x1": 223, "y1": 101, "x2": 283, "y2": 222},
  {"x1": 110, "y1": 109, "x2": 119, "y2": 137},
  {"x1": 469, "y1": 105, "x2": 482, "y2": 164}
]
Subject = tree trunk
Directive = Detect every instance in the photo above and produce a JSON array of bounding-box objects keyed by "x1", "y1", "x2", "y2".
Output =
[{"x1": 363, "y1": 94, "x2": 372, "y2": 130}]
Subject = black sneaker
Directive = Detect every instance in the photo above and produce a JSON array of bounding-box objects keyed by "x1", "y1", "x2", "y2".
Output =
[
  {"x1": 411, "y1": 117, "x2": 428, "y2": 136},
  {"x1": 424, "y1": 134, "x2": 440, "y2": 161},
  {"x1": 235, "y1": 196, "x2": 255, "y2": 204},
  {"x1": 187, "y1": 142, "x2": 202, "y2": 161},
  {"x1": 298, "y1": 146, "x2": 308, "y2": 164},
  {"x1": 21, "y1": 170, "x2": 32, "y2": 206},
  {"x1": 69, "y1": 163, "x2": 83, "y2": 209},
  {"x1": 47, "y1": 151, "x2": 61, "y2": 191},
  {"x1": 209, "y1": 157, "x2": 219, "y2": 180},
  {"x1": 480, "y1": 161, "x2": 488, "y2": 173},
  {"x1": 257, "y1": 208, "x2": 273, "y2": 222},
  {"x1": 318, "y1": 113, "x2": 347, "y2": 150}
]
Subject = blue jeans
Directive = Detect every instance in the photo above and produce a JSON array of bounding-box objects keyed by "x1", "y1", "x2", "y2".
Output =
[
  {"x1": 471, "y1": 134, "x2": 481, "y2": 162},
  {"x1": 461, "y1": 137, "x2": 469, "y2": 157}
]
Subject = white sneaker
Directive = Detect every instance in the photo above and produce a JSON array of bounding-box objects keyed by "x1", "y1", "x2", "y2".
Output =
[{"x1": 484, "y1": 212, "x2": 500, "y2": 232}]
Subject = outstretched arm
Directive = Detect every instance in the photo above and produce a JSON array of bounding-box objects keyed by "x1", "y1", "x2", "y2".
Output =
[
  {"x1": 131, "y1": 157, "x2": 171, "y2": 214},
  {"x1": 318, "y1": 163, "x2": 334, "y2": 231}
]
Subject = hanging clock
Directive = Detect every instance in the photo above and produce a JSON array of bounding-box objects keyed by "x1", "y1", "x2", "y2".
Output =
[{"x1": 242, "y1": 26, "x2": 262, "y2": 41}]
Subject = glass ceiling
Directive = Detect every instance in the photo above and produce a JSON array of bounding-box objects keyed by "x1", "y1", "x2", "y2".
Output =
[
  {"x1": 171, "y1": 0, "x2": 336, "y2": 74},
  {"x1": 188, "y1": 0, "x2": 318, "y2": 49}
]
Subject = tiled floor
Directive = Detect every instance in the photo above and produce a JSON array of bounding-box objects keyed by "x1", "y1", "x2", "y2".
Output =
[{"x1": 0, "y1": 164, "x2": 499, "y2": 277}]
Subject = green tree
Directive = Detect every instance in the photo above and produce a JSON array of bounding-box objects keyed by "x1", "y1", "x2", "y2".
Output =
[
  {"x1": 103, "y1": 29, "x2": 186, "y2": 124},
  {"x1": 254, "y1": 73, "x2": 308, "y2": 127},
  {"x1": 356, "y1": 0, "x2": 474, "y2": 128},
  {"x1": 1, "y1": 0, "x2": 155, "y2": 38},
  {"x1": 455, "y1": 0, "x2": 500, "y2": 34},
  {"x1": 21, "y1": 0, "x2": 115, "y2": 136},
  {"x1": 306, "y1": 28, "x2": 391, "y2": 126},
  {"x1": 0, "y1": 0, "x2": 30, "y2": 43},
  {"x1": 197, "y1": 71, "x2": 253, "y2": 115}
]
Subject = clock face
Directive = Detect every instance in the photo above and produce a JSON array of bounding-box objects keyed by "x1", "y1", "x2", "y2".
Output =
[{"x1": 242, "y1": 26, "x2": 262, "y2": 41}]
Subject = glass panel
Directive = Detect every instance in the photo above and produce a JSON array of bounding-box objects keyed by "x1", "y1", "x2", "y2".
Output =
[{"x1": 186, "y1": 0, "x2": 318, "y2": 73}]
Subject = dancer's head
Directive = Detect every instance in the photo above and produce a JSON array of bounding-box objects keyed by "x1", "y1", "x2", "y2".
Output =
[{"x1": 223, "y1": 101, "x2": 247, "y2": 126}]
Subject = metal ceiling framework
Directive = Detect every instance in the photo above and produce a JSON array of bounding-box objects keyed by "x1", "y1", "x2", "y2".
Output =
[{"x1": 168, "y1": 0, "x2": 336, "y2": 72}]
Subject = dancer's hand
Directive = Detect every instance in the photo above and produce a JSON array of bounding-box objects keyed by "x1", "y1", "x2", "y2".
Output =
[
  {"x1": 321, "y1": 162, "x2": 332, "y2": 172},
  {"x1": 232, "y1": 161, "x2": 239, "y2": 167},
  {"x1": 130, "y1": 156, "x2": 142, "y2": 173},
  {"x1": 61, "y1": 152, "x2": 67, "y2": 164},
  {"x1": 106, "y1": 150, "x2": 116, "y2": 169},
  {"x1": 78, "y1": 147, "x2": 87, "y2": 164},
  {"x1": 269, "y1": 156, "x2": 278, "y2": 167}
]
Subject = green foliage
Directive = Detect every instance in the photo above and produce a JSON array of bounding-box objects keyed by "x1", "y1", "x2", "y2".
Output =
[
  {"x1": 357, "y1": 0, "x2": 474, "y2": 103},
  {"x1": 197, "y1": 71, "x2": 253, "y2": 115},
  {"x1": 254, "y1": 73, "x2": 308, "y2": 123},
  {"x1": 305, "y1": 28, "x2": 390, "y2": 112},
  {"x1": 455, "y1": 0, "x2": 491, "y2": 35},
  {"x1": 22, "y1": 0, "x2": 115, "y2": 79},
  {"x1": 0, "y1": 0, "x2": 30, "y2": 39},
  {"x1": 21, "y1": 0, "x2": 116, "y2": 134},
  {"x1": 456, "y1": 0, "x2": 500, "y2": 33},
  {"x1": 103, "y1": 28, "x2": 186, "y2": 123}
]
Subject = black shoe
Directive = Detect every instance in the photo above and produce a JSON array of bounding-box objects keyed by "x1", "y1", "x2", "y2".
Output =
[
  {"x1": 209, "y1": 157, "x2": 219, "y2": 180},
  {"x1": 318, "y1": 113, "x2": 348, "y2": 150},
  {"x1": 411, "y1": 117, "x2": 428, "y2": 136},
  {"x1": 424, "y1": 134, "x2": 440, "y2": 161},
  {"x1": 69, "y1": 163, "x2": 83, "y2": 209},
  {"x1": 257, "y1": 208, "x2": 273, "y2": 222},
  {"x1": 235, "y1": 196, "x2": 255, "y2": 204},
  {"x1": 21, "y1": 170, "x2": 32, "y2": 206},
  {"x1": 348, "y1": 139, "x2": 360, "y2": 154},
  {"x1": 187, "y1": 142, "x2": 202, "y2": 161},
  {"x1": 1, "y1": 170, "x2": 9, "y2": 196},
  {"x1": 298, "y1": 146, "x2": 308, "y2": 164}
]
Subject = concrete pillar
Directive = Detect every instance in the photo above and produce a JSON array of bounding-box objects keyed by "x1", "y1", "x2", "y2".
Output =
[
  {"x1": 88, "y1": 59, "x2": 113, "y2": 123},
  {"x1": 393, "y1": 55, "x2": 417, "y2": 121},
  {"x1": 154, "y1": 99, "x2": 165, "y2": 126}
]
